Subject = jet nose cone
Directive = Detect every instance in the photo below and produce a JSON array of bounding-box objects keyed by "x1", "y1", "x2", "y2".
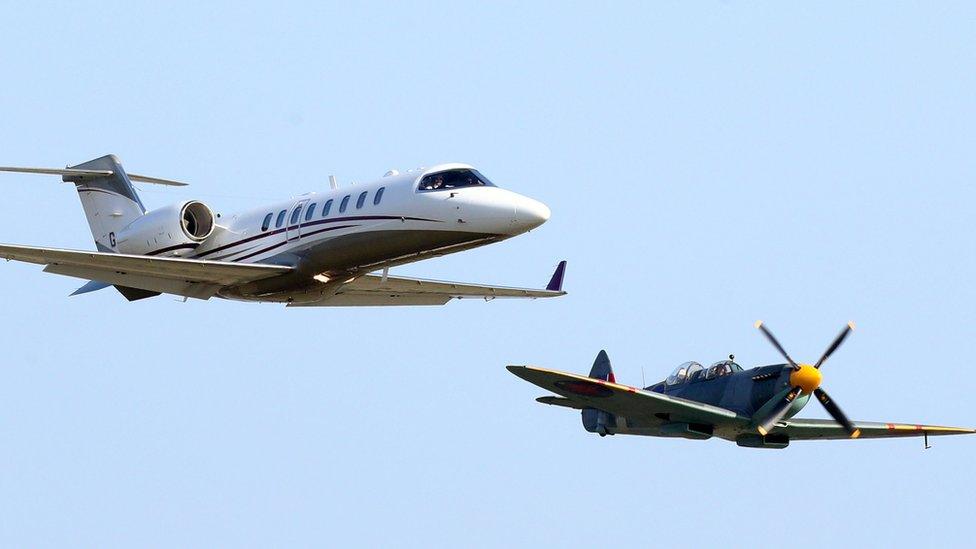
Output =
[{"x1": 516, "y1": 197, "x2": 550, "y2": 230}]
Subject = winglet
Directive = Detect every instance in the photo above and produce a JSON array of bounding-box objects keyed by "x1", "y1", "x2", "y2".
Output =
[{"x1": 546, "y1": 260, "x2": 567, "y2": 292}]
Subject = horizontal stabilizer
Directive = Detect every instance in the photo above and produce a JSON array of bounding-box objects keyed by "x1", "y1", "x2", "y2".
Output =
[
  {"x1": 0, "y1": 165, "x2": 188, "y2": 186},
  {"x1": 70, "y1": 279, "x2": 111, "y2": 296},
  {"x1": 128, "y1": 173, "x2": 189, "y2": 187},
  {"x1": 536, "y1": 396, "x2": 586, "y2": 409}
]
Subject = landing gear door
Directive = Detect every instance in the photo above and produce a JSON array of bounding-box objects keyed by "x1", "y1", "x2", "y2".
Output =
[{"x1": 285, "y1": 199, "x2": 310, "y2": 242}]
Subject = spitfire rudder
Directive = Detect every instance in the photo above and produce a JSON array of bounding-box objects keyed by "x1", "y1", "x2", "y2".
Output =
[{"x1": 582, "y1": 350, "x2": 616, "y2": 435}]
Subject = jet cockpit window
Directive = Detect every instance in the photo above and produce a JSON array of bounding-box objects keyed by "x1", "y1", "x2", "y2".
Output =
[
  {"x1": 275, "y1": 209, "x2": 287, "y2": 228},
  {"x1": 356, "y1": 191, "x2": 368, "y2": 209},
  {"x1": 418, "y1": 169, "x2": 495, "y2": 192},
  {"x1": 705, "y1": 360, "x2": 738, "y2": 380},
  {"x1": 305, "y1": 203, "x2": 317, "y2": 221},
  {"x1": 322, "y1": 199, "x2": 333, "y2": 217},
  {"x1": 340, "y1": 195, "x2": 350, "y2": 213},
  {"x1": 666, "y1": 361, "x2": 701, "y2": 386},
  {"x1": 686, "y1": 362, "x2": 704, "y2": 381},
  {"x1": 261, "y1": 213, "x2": 273, "y2": 232}
]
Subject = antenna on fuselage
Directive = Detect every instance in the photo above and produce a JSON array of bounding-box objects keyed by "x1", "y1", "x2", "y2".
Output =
[
  {"x1": 641, "y1": 366, "x2": 646, "y2": 388},
  {"x1": 329, "y1": 175, "x2": 339, "y2": 190}
]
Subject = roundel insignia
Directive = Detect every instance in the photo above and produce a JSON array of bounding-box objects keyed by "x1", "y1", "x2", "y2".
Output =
[{"x1": 554, "y1": 379, "x2": 613, "y2": 398}]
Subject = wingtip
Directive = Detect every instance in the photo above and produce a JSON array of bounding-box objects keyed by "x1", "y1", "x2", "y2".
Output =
[
  {"x1": 756, "y1": 426, "x2": 768, "y2": 436},
  {"x1": 851, "y1": 429, "x2": 862, "y2": 439},
  {"x1": 754, "y1": 320, "x2": 764, "y2": 329}
]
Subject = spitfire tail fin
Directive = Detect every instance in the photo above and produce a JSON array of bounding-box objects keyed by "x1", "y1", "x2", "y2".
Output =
[
  {"x1": 587, "y1": 350, "x2": 614, "y2": 382},
  {"x1": 582, "y1": 350, "x2": 616, "y2": 436},
  {"x1": 63, "y1": 155, "x2": 146, "y2": 252}
]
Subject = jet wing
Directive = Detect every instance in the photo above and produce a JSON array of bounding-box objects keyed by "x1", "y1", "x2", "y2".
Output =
[
  {"x1": 776, "y1": 418, "x2": 975, "y2": 441},
  {"x1": 287, "y1": 261, "x2": 567, "y2": 307},
  {"x1": 507, "y1": 365, "x2": 743, "y2": 425},
  {"x1": 0, "y1": 243, "x2": 292, "y2": 299}
]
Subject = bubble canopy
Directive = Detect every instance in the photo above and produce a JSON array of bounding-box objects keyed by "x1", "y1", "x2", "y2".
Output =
[{"x1": 665, "y1": 361, "x2": 703, "y2": 386}]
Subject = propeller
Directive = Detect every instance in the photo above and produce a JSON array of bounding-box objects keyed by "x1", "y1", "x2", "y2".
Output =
[{"x1": 752, "y1": 321, "x2": 860, "y2": 438}]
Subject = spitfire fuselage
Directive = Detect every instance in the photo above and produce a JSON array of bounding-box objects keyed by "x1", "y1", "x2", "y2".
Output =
[{"x1": 646, "y1": 365, "x2": 809, "y2": 422}]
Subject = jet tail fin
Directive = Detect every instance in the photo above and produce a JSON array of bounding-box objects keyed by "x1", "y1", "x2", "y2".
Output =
[{"x1": 0, "y1": 155, "x2": 186, "y2": 253}]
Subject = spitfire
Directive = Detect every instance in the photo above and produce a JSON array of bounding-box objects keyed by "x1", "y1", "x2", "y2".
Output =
[{"x1": 508, "y1": 323, "x2": 974, "y2": 449}]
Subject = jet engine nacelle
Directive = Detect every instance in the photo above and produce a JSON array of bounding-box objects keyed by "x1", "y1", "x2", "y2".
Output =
[{"x1": 115, "y1": 200, "x2": 216, "y2": 257}]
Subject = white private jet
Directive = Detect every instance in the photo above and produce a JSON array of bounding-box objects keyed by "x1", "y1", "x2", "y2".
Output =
[{"x1": 0, "y1": 155, "x2": 566, "y2": 306}]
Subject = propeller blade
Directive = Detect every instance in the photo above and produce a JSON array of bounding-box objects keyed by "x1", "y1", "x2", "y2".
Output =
[
  {"x1": 814, "y1": 387, "x2": 860, "y2": 438},
  {"x1": 814, "y1": 321, "x2": 855, "y2": 369},
  {"x1": 754, "y1": 321, "x2": 799, "y2": 370},
  {"x1": 755, "y1": 386, "x2": 803, "y2": 436}
]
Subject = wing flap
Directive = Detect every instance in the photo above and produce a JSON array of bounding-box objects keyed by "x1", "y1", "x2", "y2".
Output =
[
  {"x1": 288, "y1": 265, "x2": 566, "y2": 307},
  {"x1": 44, "y1": 264, "x2": 222, "y2": 299},
  {"x1": 780, "y1": 419, "x2": 975, "y2": 441},
  {"x1": 1, "y1": 243, "x2": 291, "y2": 299},
  {"x1": 507, "y1": 365, "x2": 742, "y2": 425},
  {"x1": 287, "y1": 293, "x2": 451, "y2": 307},
  {"x1": 348, "y1": 272, "x2": 565, "y2": 299}
]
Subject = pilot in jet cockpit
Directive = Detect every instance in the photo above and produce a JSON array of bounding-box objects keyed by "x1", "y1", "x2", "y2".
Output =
[{"x1": 419, "y1": 169, "x2": 493, "y2": 191}]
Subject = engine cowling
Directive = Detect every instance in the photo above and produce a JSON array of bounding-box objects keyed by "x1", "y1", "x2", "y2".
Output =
[{"x1": 115, "y1": 200, "x2": 216, "y2": 257}]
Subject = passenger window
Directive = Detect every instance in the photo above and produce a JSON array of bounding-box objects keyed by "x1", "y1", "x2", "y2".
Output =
[
  {"x1": 261, "y1": 213, "x2": 273, "y2": 232},
  {"x1": 356, "y1": 191, "x2": 368, "y2": 209},
  {"x1": 305, "y1": 203, "x2": 317, "y2": 221},
  {"x1": 290, "y1": 205, "x2": 303, "y2": 225},
  {"x1": 340, "y1": 195, "x2": 350, "y2": 213},
  {"x1": 374, "y1": 187, "x2": 385, "y2": 205},
  {"x1": 322, "y1": 199, "x2": 333, "y2": 217},
  {"x1": 275, "y1": 209, "x2": 287, "y2": 228}
]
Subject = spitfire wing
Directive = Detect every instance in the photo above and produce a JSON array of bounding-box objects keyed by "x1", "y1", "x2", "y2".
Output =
[
  {"x1": 0, "y1": 243, "x2": 291, "y2": 299},
  {"x1": 506, "y1": 365, "x2": 743, "y2": 425},
  {"x1": 287, "y1": 261, "x2": 567, "y2": 307},
  {"x1": 778, "y1": 418, "x2": 974, "y2": 440}
]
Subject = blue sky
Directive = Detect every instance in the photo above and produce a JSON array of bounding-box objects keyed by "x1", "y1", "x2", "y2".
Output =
[{"x1": 1, "y1": 2, "x2": 974, "y2": 547}]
